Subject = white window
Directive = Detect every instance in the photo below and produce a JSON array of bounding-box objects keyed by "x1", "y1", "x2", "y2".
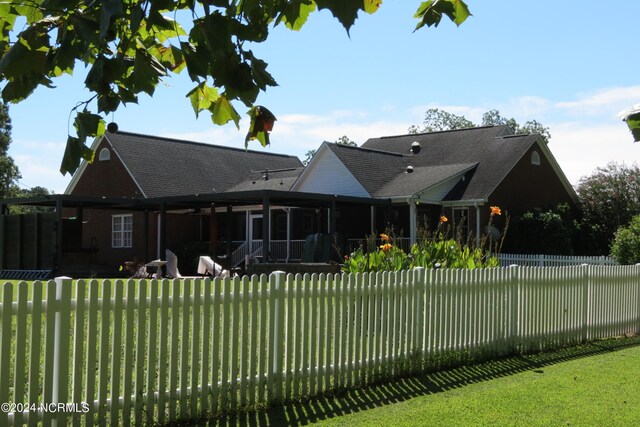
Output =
[
  {"x1": 112, "y1": 214, "x2": 133, "y2": 248},
  {"x1": 99, "y1": 147, "x2": 111, "y2": 161},
  {"x1": 531, "y1": 150, "x2": 541, "y2": 166}
]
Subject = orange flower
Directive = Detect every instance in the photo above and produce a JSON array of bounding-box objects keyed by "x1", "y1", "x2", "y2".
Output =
[
  {"x1": 490, "y1": 206, "x2": 502, "y2": 216},
  {"x1": 380, "y1": 233, "x2": 390, "y2": 242},
  {"x1": 380, "y1": 243, "x2": 393, "y2": 252},
  {"x1": 440, "y1": 215, "x2": 448, "y2": 223}
]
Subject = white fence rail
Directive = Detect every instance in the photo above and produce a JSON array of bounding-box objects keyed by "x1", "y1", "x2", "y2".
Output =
[
  {"x1": 1, "y1": 265, "x2": 640, "y2": 425},
  {"x1": 499, "y1": 253, "x2": 616, "y2": 267}
]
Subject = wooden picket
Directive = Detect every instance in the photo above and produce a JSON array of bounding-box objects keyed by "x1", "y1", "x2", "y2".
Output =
[{"x1": 1, "y1": 265, "x2": 640, "y2": 425}]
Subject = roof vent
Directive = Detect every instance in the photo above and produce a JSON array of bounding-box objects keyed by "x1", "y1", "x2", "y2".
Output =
[
  {"x1": 406, "y1": 165, "x2": 414, "y2": 173},
  {"x1": 411, "y1": 141, "x2": 421, "y2": 154}
]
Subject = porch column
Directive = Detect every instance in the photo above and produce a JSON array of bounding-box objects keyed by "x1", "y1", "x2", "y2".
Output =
[
  {"x1": 55, "y1": 197, "x2": 63, "y2": 273},
  {"x1": 159, "y1": 202, "x2": 167, "y2": 261},
  {"x1": 210, "y1": 203, "x2": 218, "y2": 256},
  {"x1": 226, "y1": 205, "x2": 233, "y2": 261},
  {"x1": 286, "y1": 208, "x2": 291, "y2": 262},
  {"x1": 329, "y1": 200, "x2": 336, "y2": 236},
  {"x1": 475, "y1": 204, "x2": 481, "y2": 246},
  {"x1": 144, "y1": 211, "x2": 149, "y2": 263},
  {"x1": 262, "y1": 196, "x2": 270, "y2": 260},
  {"x1": 370, "y1": 206, "x2": 376, "y2": 235},
  {"x1": 409, "y1": 200, "x2": 417, "y2": 245}
]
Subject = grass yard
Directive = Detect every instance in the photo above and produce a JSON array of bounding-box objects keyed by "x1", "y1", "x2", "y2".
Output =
[{"x1": 182, "y1": 335, "x2": 640, "y2": 427}]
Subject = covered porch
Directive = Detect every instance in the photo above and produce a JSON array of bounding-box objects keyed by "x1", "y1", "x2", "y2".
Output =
[{"x1": 0, "y1": 191, "x2": 391, "y2": 277}]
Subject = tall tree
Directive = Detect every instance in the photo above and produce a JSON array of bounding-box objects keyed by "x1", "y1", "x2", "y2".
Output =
[
  {"x1": 0, "y1": 102, "x2": 20, "y2": 198},
  {"x1": 11, "y1": 185, "x2": 54, "y2": 213},
  {"x1": 481, "y1": 109, "x2": 551, "y2": 144},
  {"x1": 0, "y1": 0, "x2": 471, "y2": 175},
  {"x1": 409, "y1": 108, "x2": 551, "y2": 144},
  {"x1": 408, "y1": 108, "x2": 474, "y2": 134},
  {"x1": 576, "y1": 162, "x2": 640, "y2": 255}
]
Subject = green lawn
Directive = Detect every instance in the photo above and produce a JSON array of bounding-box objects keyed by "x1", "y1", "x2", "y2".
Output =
[{"x1": 181, "y1": 335, "x2": 640, "y2": 427}]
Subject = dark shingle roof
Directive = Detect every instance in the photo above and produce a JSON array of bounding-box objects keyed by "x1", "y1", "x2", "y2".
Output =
[
  {"x1": 105, "y1": 131, "x2": 303, "y2": 198},
  {"x1": 329, "y1": 125, "x2": 540, "y2": 200}
]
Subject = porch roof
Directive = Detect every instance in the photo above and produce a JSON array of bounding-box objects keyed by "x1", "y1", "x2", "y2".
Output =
[{"x1": 1, "y1": 190, "x2": 391, "y2": 211}]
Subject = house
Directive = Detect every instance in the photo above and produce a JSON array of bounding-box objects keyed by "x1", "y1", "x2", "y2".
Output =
[
  {"x1": 293, "y1": 124, "x2": 578, "y2": 246},
  {"x1": 0, "y1": 125, "x2": 577, "y2": 276},
  {"x1": 0, "y1": 131, "x2": 387, "y2": 276}
]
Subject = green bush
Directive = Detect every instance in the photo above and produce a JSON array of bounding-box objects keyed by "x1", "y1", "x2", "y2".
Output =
[{"x1": 610, "y1": 215, "x2": 640, "y2": 264}]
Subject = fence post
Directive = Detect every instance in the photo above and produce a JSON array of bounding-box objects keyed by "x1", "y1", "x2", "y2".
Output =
[
  {"x1": 413, "y1": 267, "x2": 425, "y2": 369},
  {"x1": 0, "y1": 284, "x2": 12, "y2": 427},
  {"x1": 636, "y1": 264, "x2": 640, "y2": 332},
  {"x1": 509, "y1": 265, "x2": 520, "y2": 352},
  {"x1": 52, "y1": 276, "x2": 72, "y2": 427},
  {"x1": 581, "y1": 264, "x2": 590, "y2": 343},
  {"x1": 269, "y1": 271, "x2": 286, "y2": 403}
]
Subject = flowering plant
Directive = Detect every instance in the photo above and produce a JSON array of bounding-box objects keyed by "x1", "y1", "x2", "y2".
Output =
[{"x1": 342, "y1": 206, "x2": 505, "y2": 273}]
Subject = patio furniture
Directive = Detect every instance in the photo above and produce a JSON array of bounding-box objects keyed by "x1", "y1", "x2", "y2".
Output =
[{"x1": 197, "y1": 255, "x2": 230, "y2": 277}]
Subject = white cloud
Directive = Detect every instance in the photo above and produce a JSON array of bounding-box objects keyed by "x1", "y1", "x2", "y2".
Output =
[
  {"x1": 13, "y1": 86, "x2": 640, "y2": 194},
  {"x1": 555, "y1": 86, "x2": 640, "y2": 117},
  {"x1": 548, "y1": 122, "x2": 640, "y2": 185}
]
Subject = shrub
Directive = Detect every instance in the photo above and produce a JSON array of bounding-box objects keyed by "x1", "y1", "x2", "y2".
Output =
[{"x1": 610, "y1": 215, "x2": 640, "y2": 264}]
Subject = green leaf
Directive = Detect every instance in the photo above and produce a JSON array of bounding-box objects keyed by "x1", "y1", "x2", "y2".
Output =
[
  {"x1": 60, "y1": 136, "x2": 95, "y2": 176},
  {"x1": 1, "y1": 75, "x2": 52, "y2": 103},
  {"x1": 315, "y1": 0, "x2": 366, "y2": 33},
  {"x1": 181, "y1": 41, "x2": 209, "y2": 82},
  {"x1": 131, "y1": 48, "x2": 167, "y2": 96},
  {"x1": 0, "y1": 26, "x2": 50, "y2": 79},
  {"x1": 210, "y1": 95, "x2": 240, "y2": 128},
  {"x1": 74, "y1": 111, "x2": 106, "y2": 141},
  {"x1": 276, "y1": 0, "x2": 317, "y2": 31},
  {"x1": 625, "y1": 112, "x2": 640, "y2": 142},
  {"x1": 245, "y1": 105, "x2": 276, "y2": 148},
  {"x1": 100, "y1": 0, "x2": 124, "y2": 40},
  {"x1": 186, "y1": 82, "x2": 220, "y2": 117},
  {"x1": 364, "y1": 0, "x2": 382, "y2": 14},
  {"x1": 414, "y1": 0, "x2": 471, "y2": 30},
  {"x1": 246, "y1": 50, "x2": 277, "y2": 90}
]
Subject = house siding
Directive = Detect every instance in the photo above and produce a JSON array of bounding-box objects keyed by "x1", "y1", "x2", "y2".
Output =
[
  {"x1": 489, "y1": 144, "x2": 576, "y2": 217},
  {"x1": 69, "y1": 138, "x2": 142, "y2": 198},
  {"x1": 293, "y1": 148, "x2": 370, "y2": 197}
]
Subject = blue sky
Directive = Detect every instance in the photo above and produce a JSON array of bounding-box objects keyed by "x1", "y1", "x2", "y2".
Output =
[{"x1": 6, "y1": 1, "x2": 640, "y2": 193}]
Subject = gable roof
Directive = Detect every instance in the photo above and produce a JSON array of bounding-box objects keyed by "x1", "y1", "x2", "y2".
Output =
[
  {"x1": 66, "y1": 131, "x2": 303, "y2": 198},
  {"x1": 298, "y1": 125, "x2": 577, "y2": 204},
  {"x1": 358, "y1": 125, "x2": 547, "y2": 201}
]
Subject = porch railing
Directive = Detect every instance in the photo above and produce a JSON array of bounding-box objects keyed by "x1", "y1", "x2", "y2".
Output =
[{"x1": 230, "y1": 240, "x2": 306, "y2": 266}]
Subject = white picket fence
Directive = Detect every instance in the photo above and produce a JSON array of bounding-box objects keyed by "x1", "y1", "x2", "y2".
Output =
[
  {"x1": 499, "y1": 253, "x2": 616, "y2": 267},
  {"x1": 1, "y1": 265, "x2": 640, "y2": 426}
]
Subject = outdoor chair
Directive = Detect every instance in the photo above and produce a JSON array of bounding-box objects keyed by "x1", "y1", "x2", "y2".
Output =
[
  {"x1": 197, "y1": 255, "x2": 230, "y2": 278},
  {"x1": 165, "y1": 249, "x2": 182, "y2": 279}
]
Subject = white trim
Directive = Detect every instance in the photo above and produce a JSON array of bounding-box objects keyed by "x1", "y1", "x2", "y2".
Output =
[
  {"x1": 291, "y1": 142, "x2": 370, "y2": 197},
  {"x1": 64, "y1": 135, "x2": 105, "y2": 194},
  {"x1": 387, "y1": 164, "x2": 477, "y2": 204},
  {"x1": 98, "y1": 147, "x2": 111, "y2": 161},
  {"x1": 112, "y1": 213, "x2": 133, "y2": 248},
  {"x1": 441, "y1": 199, "x2": 487, "y2": 207},
  {"x1": 531, "y1": 150, "x2": 541, "y2": 166},
  {"x1": 64, "y1": 134, "x2": 148, "y2": 198},
  {"x1": 486, "y1": 136, "x2": 578, "y2": 204}
]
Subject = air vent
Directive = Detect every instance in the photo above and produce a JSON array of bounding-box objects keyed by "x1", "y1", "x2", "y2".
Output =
[
  {"x1": 411, "y1": 141, "x2": 421, "y2": 154},
  {"x1": 406, "y1": 166, "x2": 414, "y2": 173}
]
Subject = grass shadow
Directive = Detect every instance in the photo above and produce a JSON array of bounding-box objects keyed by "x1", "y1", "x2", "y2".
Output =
[{"x1": 173, "y1": 335, "x2": 640, "y2": 427}]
